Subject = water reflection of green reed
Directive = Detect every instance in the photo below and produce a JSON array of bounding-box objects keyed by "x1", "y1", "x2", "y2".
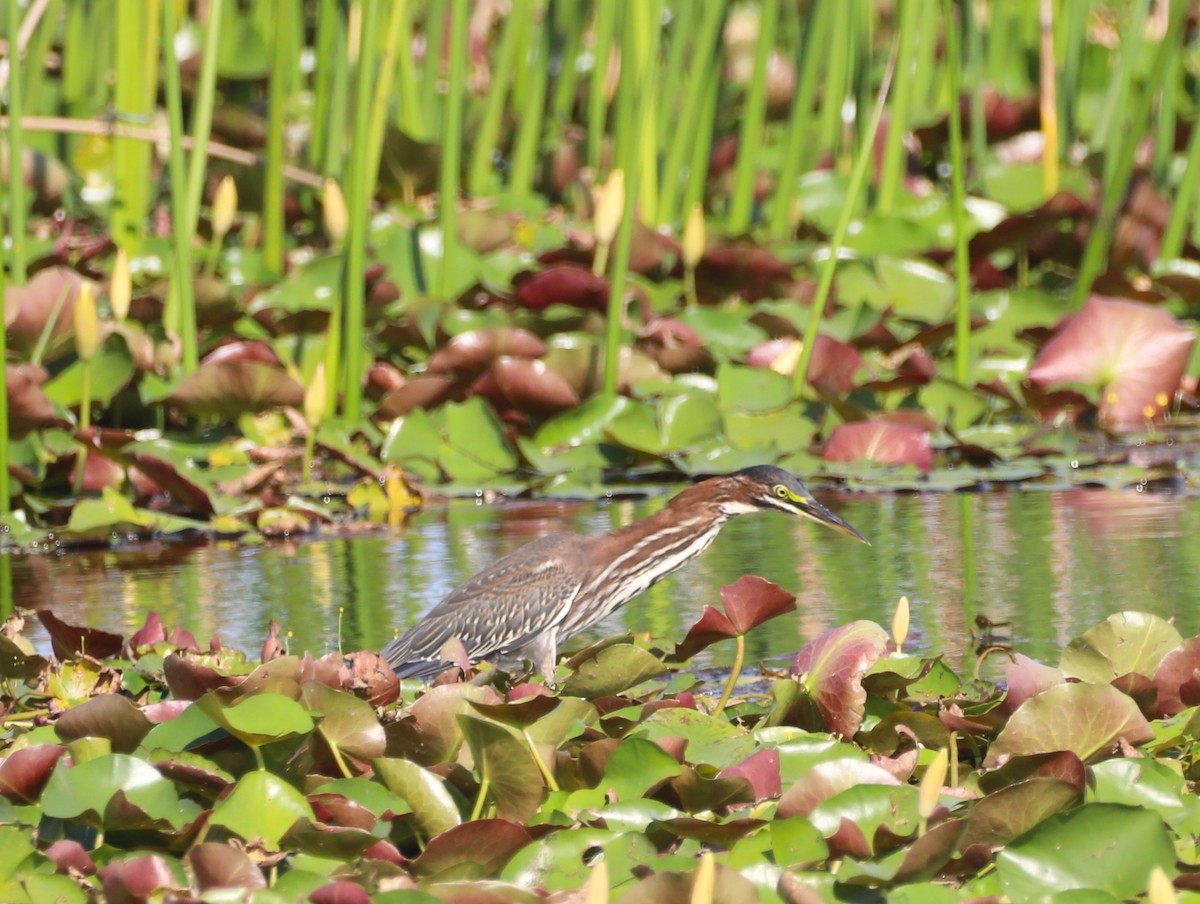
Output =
[{"x1": 9, "y1": 489, "x2": 1199, "y2": 672}]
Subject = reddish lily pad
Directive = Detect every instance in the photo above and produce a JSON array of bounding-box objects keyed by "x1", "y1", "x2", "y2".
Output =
[
  {"x1": 167, "y1": 360, "x2": 305, "y2": 418},
  {"x1": 37, "y1": 609, "x2": 124, "y2": 661},
  {"x1": 1028, "y1": 295, "x2": 1195, "y2": 429},
  {"x1": 675, "y1": 576, "x2": 797, "y2": 660},
  {"x1": 791, "y1": 620, "x2": 890, "y2": 737},
  {"x1": 410, "y1": 819, "x2": 535, "y2": 881},
  {"x1": 1154, "y1": 636, "x2": 1200, "y2": 717},
  {"x1": 822, "y1": 420, "x2": 934, "y2": 473},
  {"x1": 512, "y1": 264, "x2": 609, "y2": 311},
  {"x1": 985, "y1": 682, "x2": 1154, "y2": 766},
  {"x1": 0, "y1": 744, "x2": 66, "y2": 803},
  {"x1": 98, "y1": 855, "x2": 180, "y2": 903},
  {"x1": 186, "y1": 842, "x2": 266, "y2": 891},
  {"x1": 55, "y1": 694, "x2": 152, "y2": 753},
  {"x1": 5, "y1": 364, "x2": 65, "y2": 438},
  {"x1": 489, "y1": 356, "x2": 579, "y2": 413},
  {"x1": 427, "y1": 327, "x2": 546, "y2": 375}
]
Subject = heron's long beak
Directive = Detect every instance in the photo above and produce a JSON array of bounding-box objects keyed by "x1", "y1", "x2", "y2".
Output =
[{"x1": 798, "y1": 497, "x2": 870, "y2": 545}]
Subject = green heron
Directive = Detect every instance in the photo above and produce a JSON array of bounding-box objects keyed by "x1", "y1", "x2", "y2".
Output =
[{"x1": 382, "y1": 465, "x2": 867, "y2": 679}]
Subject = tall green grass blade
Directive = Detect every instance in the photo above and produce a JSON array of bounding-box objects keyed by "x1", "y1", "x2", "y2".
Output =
[
  {"x1": 111, "y1": 0, "x2": 159, "y2": 252},
  {"x1": 1071, "y1": 0, "x2": 1186, "y2": 308},
  {"x1": 659, "y1": 0, "x2": 724, "y2": 228},
  {"x1": 964, "y1": 0, "x2": 987, "y2": 185},
  {"x1": 817, "y1": 0, "x2": 849, "y2": 162},
  {"x1": 792, "y1": 36, "x2": 897, "y2": 397},
  {"x1": 468, "y1": 0, "x2": 530, "y2": 195},
  {"x1": 602, "y1": 0, "x2": 661, "y2": 397},
  {"x1": 0, "y1": 229, "x2": 7, "y2": 514},
  {"x1": 586, "y1": 2, "x2": 617, "y2": 172},
  {"x1": 339, "y1": 0, "x2": 380, "y2": 421},
  {"x1": 727, "y1": 0, "x2": 778, "y2": 234},
  {"x1": 878, "y1": 0, "x2": 921, "y2": 214},
  {"x1": 5, "y1": 0, "x2": 28, "y2": 283},
  {"x1": 262, "y1": 0, "x2": 294, "y2": 279},
  {"x1": 944, "y1": 0, "x2": 972, "y2": 393},
  {"x1": 162, "y1": 0, "x2": 198, "y2": 373},
  {"x1": 394, "y1": 1, "x2": 423, "y2": 137},
  {"x1": 770, "y1": 0, "x2": 830, "y2": 237},
  {"x1": 421, "y1": 0, "x2": 447, "y2": 133},
  {"x1": 184, "y1": 0, "x2": 224, "y2": 254},
  {"x1": 435, "y1": 0, "x2": 468, "y2": 299},
  {"x1": 683, "y1": 58, "x2": 720, "y2": 217},
  {"x1": 656, "y1": 2, "x2": 695, "y2": 149},
  {"x1": 364, "y1": 0, "x2": 405, "y2": 202},
  {"x1": 548, "y1": 0, "x2": 585, "y2": 130},
  {"x1": 1160, "y1": 113, "x2": 1200, "y2": 262},
  {"x1": 312, "y1": 0, "x2": 345, "y2": 173},
  {"x1": 509, "y1": 5, "x2": 549, "y2": 197}
]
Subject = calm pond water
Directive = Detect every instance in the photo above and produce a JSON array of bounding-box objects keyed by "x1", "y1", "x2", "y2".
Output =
[{"x1": 4, "y1": 487, "x2": 1200, "y2": 674}]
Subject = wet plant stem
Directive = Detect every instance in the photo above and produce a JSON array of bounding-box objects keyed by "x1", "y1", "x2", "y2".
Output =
[
  {"x1": 715, "y1": 635, "x2": 745, "y2": 717},
  {"x1": 72, "y1": 365, "x2": 93, "y2": 495},
  {"x1": 523, "y1": 729, "x2": 560, "y2": 792},
  {"x1": 252, "y1": 746, "x2": 266, "y2": 772},
  {"x1": 470, "y1": 775, "x2": 490, "y2": 821},
  {"x1": 327, "y1": 740, "x2": 354, "y2": 779}
]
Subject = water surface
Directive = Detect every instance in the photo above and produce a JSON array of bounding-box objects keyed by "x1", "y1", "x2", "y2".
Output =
[{"x1": 5, "y1": 487, "x2": 1199, "y2": 673}]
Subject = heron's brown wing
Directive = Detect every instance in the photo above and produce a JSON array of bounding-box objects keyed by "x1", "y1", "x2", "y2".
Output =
[{"x1": 382, "y1": 534, "x2": 586, "y2": 677}]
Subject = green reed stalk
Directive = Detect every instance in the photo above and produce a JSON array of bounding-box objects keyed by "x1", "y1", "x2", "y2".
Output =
[
  {"x1": 0, "y1": 245, "x2": 8, "y2": 515},
  {"x1": 1151, "y1": 20, "x2": 1183, "y2": 186},
  {"x1": 727, "y1": 0, "x2": 778, "y2": 233},
  {"x1": 1160, "y1": 121, "x2": 1200, "y2": 261},
  {"x1": 817, "y1": 0, "x2": 849, "y2": 160},
  {"x1": 21, "y1": 0, "x2": 60, "y2": 127},
  {"x1": 393, "y1": 3, "x2": 423, "y2": 136},
  {"x1": 420, "y1": 0, "x2": 446, "y2": 132},
  {"x1": 339, "y1": 0, "x2": 380, "y2": 421},
  {"x1": 586, "y1": 2, "x2": 617, "y2": 172},
  {"x1": 468, "y1": 0, "x2": 530, "y2": 195},
  {"x1": 162, "y1": 0, "x2": 198, "y2": 373},
  {"x1": 435, "y1": 0, "x2": 468, "y2": 300},
  {"x1": 601, "y1": 2, "x2": 660, "y2": 397},
  {"x1": 364, "y1": 0, "x2": 405, "y2": 202},
  {"x1": 878, "y1": 0, "x2": 921, "y2": 213},
  {"x1": 262, "y1": 1, "x2": 293, "y2": 278},
  {"x1": 964, "y1": 0, "x2": 986, "y2": 185},
  {"x1": 656, "y1": 2, "x2": 695, "y2": 149},
  {"x1": 683, "y1": 61, "x2": 720, "y2": 217},
  {"x1": 1094, "y1": 0, "x2": 1148, "y2": 186},
  {"x1": 1058, "y1": 0, "x2": 1089, "y2": 155},
  {"x1": 61, "y1": 1, "x2": 89, "y2": 106},
  {"x1": 548, "y1": 0, "x2": 585, "y2": 129},
  {"x1": 184, "y1": 0, "x2": 224, "y2": 254},
  {"x1": 659, "y1": 0, "x2": 724, "y2": 228},
  {"x1": 792, "y1": 36, "x2": 897, "y2": 397},
  {"x1": 5, "y1": 0, "x2": 28, "y2": 284},
  {"x1": 944, "y1": 0, "x2": 971, "y2": 392},
  {"x1": 633, "y1": 10, "x2": 660, "y2": 225},
  {"x1": 311, "y1": 0, "x2": 341, "y2": 172},
  {"x1": 111, "y1": 0, "x2": 159, "y2": 252},
  {"x1": 770, "y1": 0, "x2": 829, "y2": 237},
  {"x1": 1071, "y1": 0, "x2": 1186, "y2": 309},
  {"x1": 509, "y1": 7, "x2": 549, "y2": 197},
  {"x1": 910, "y1": 0, "x2": 939, "y2": 114}
]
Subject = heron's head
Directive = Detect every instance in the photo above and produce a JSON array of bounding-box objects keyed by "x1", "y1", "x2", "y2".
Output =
[{"x1": 720, "y1": 465, "x2": 869, "y2": 544}]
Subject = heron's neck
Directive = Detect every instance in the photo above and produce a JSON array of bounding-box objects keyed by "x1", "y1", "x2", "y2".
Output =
[{"x1": 579, "y1": 487, "x2": 734, "y2": 615}]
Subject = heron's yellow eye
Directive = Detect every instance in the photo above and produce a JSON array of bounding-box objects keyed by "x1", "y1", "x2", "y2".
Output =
[{"x1": 774, "y1": 485, "x2": 789, "y2": 499}]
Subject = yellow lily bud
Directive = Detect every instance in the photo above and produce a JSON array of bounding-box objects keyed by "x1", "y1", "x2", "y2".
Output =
[
  {"x1": 109, "y1": 247, "x2": 131, "y2": 322},
  {"x1": 891, "y1": 595, "x2": 910, "y2": 653},
  {"x1": 690, "y1": 851, "x2": 715, "y2": 904},
  {"x1": 1147, "y1": 866, "x2": 1177, "y2": 904},
  {"x1": 584, "y1": 859, "x2": 608, "y2": 904},
  {"x1": 594, "y1": 169, "x2": 625, "y2": 246},
  {"x1": 304, "y1": 363, "x2": 327, "y2": 428},
  {"x1": 918, "y1": 747, "x2": 949, "y2": 822},
  {"x1": 212, "y1": 175, "x2": 238, "y2": 238},
  {"x1": 682, "y1": 203, "x2": 706, "y2": 270},
  {"x1": 73, "y1": 282, "x2": 100, "y2": 361},
  {"x1": 323, "y1": 178, "x2": 349, "y2": 245}
]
